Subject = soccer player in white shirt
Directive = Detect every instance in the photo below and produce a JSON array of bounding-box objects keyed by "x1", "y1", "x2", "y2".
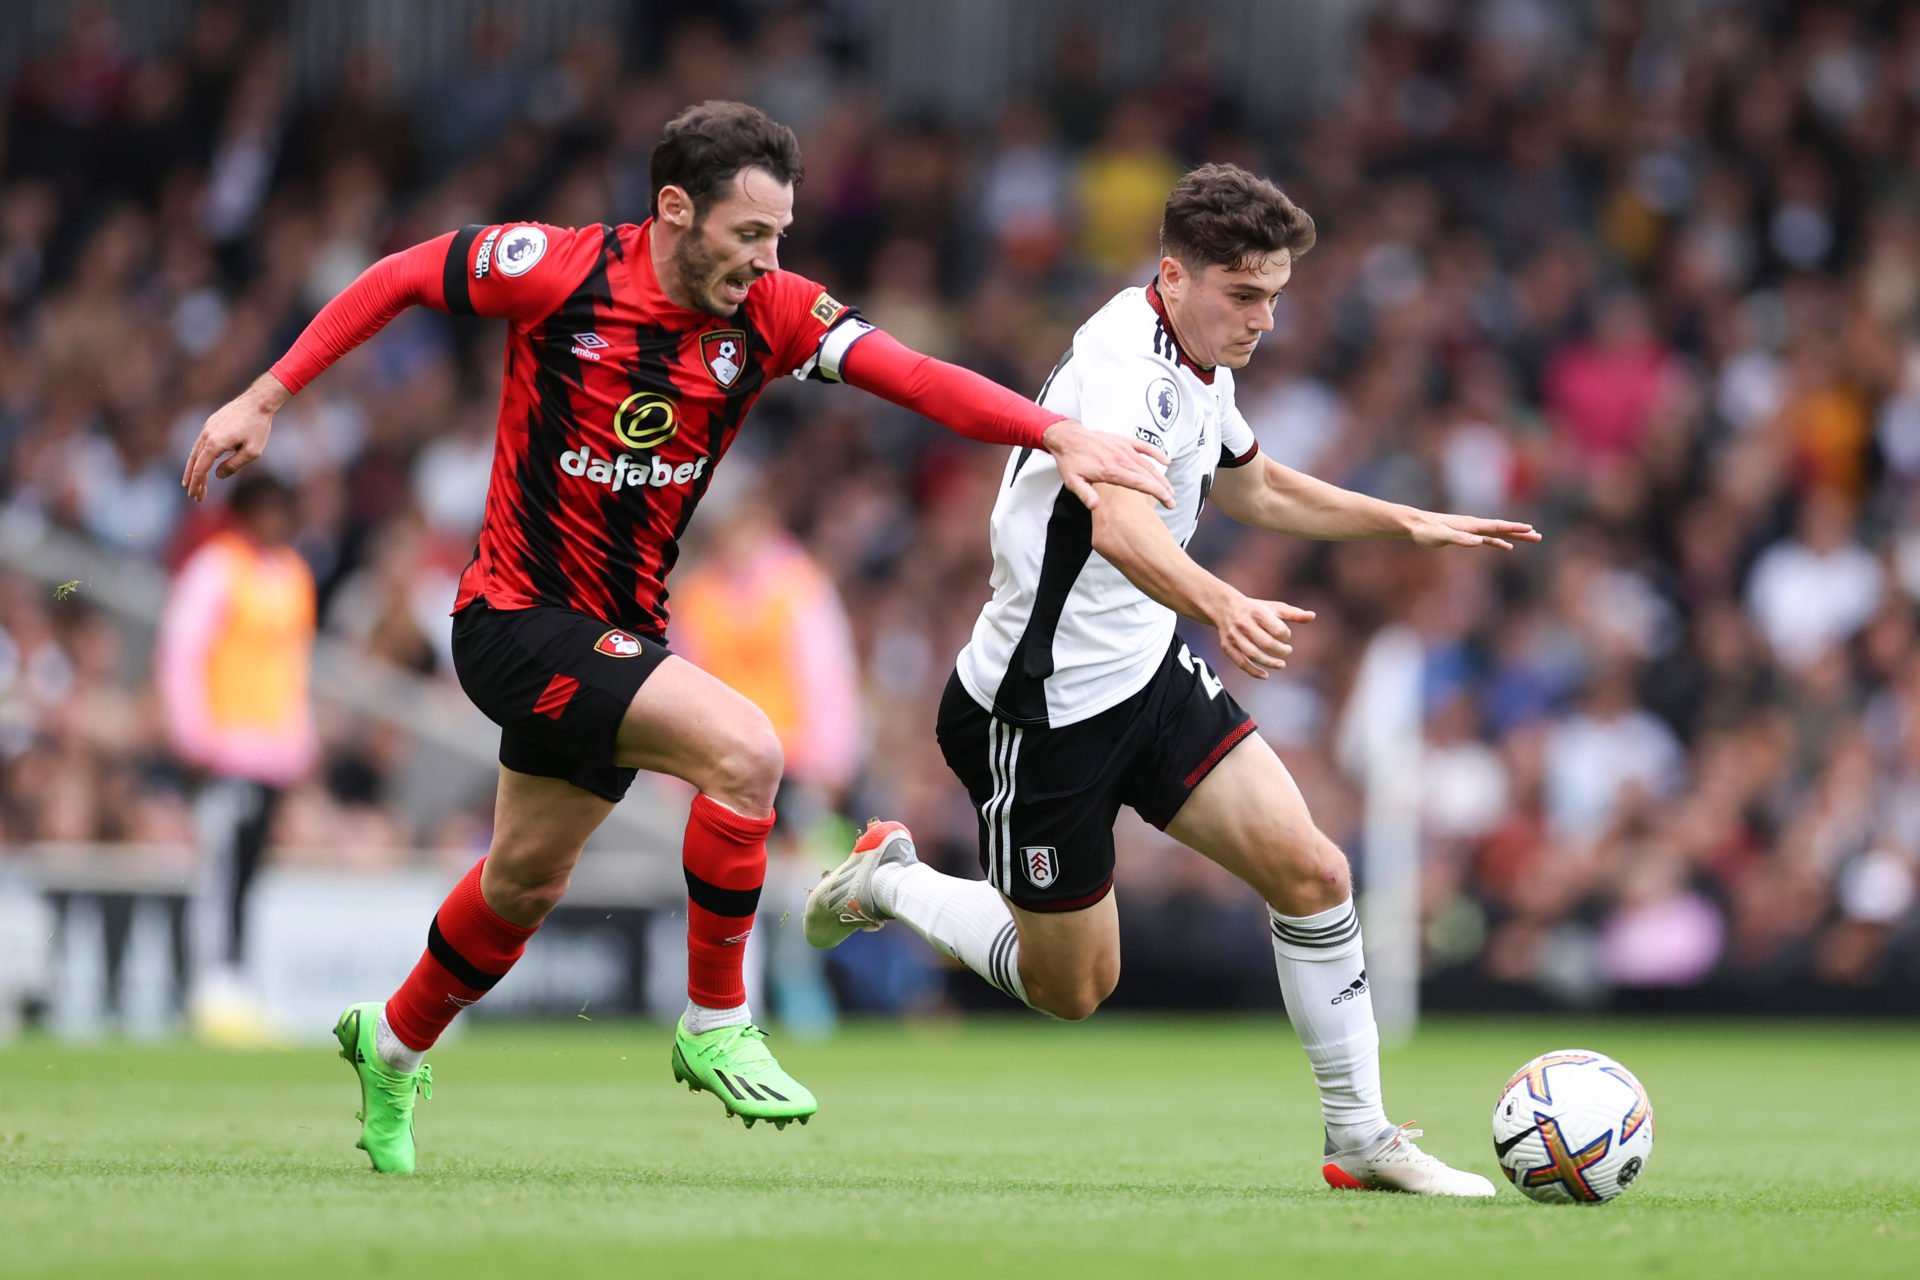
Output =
[{"x1": 806, "y1": 164, "x2": 1539, "y2": 1195}]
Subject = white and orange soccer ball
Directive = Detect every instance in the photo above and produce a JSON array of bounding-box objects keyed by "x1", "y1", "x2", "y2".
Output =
[{"x1": 1492, "y1": 1048, "x2": 1654, "y2": 1204}]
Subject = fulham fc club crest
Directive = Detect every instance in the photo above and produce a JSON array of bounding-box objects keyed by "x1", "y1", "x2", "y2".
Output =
[
  {"x1": 1021, "y1": 846, "x2": 1058, "y2": 889},
  {"x1": 702, "y1": 330, "x2": 746, "y2": 388},
  {"x1": 595, "y1": 629, "x2": 643, "y2": 658}
]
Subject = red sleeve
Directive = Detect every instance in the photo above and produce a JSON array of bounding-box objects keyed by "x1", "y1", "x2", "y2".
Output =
[
  {"x1": 750, "y1": 268, "x2": 1060, "y2": 448},
  {"x1": 838, "y1": 330, "x2": 1061, "y2": 449},
  {"x1": 269, "y1": 234, "x2": 451, "y2": 394},
  {"x1": 269, "y1": 223, "x2": 602, "y2": 395}
]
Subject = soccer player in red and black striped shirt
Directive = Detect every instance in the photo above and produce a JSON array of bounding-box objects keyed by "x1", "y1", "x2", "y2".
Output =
[{"x1": 182, "y1": 100, "x2": 1172, "y2": 1172}]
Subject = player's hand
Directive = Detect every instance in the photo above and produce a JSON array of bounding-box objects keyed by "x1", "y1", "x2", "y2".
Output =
[
  {"x1": 182, "y1": 375, "x2": 288, "y2": 502},
  {"x1": 1404, "y1": 510, "x2": 1541, "y2": 551},
  {"x1": 1042, "y1": 419, "x2": 1176, "y2": 510},
  {"x1": 1212, "y1": 592, "x2": 1315, "y2": 679}
]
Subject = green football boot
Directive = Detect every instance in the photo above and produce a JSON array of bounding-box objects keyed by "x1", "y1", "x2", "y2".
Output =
[
  {"x1": 334, "y1": 1002, "x2": 433, "y2": 1174},
  {"x1": 670, "y1": 1018, "x2": 818, "y2": 1129}
]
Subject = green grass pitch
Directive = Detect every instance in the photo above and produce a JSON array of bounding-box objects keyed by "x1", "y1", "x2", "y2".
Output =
[{"x1": 3, "y1": 1017, "x2": 1915, "y2": 1279}]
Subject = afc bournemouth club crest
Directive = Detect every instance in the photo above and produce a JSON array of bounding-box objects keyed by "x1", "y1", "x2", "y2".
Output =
[
  {"x1": 702, "y1": 330, "x2": 746, "y2": 388},
  {"x1": 1021, "y1": 846, "x2": 1058, "y2": 889},
  {"x1": 595, "y1": 629, "x2": 643, "y2": 658}
]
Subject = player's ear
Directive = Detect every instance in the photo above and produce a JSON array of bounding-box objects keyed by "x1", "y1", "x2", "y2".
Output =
[
  {"x1": 658, "y1": 185, "x2": 694, "y2": 228},
  {"x1": 1159, "y1": 255, "x2": 1185, "y2": 296}
]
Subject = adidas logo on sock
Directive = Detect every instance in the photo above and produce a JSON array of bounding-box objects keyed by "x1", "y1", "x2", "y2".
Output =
[{"x1": 1330, "y1": 969, "x2": 1369, "y2": 1005}]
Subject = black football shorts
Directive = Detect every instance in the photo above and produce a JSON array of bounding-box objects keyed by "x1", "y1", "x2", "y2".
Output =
[
  {"x1": 936, "y1": 634, "x2": 1256, "y2": 912},
  {"x1": 451, "y1": 600, "x2": 674, "y2": 802}
]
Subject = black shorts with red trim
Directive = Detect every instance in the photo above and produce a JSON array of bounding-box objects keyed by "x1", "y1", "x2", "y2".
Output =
[
  {"x1": 935, "y1": 634, "x2": 1256, "y2": 913},
  {"x1": 451, "y1": 600, "x2": 673, "y2": 803}
]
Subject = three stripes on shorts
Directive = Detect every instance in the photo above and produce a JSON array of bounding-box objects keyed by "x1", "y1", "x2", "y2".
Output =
[{"x1": 981, "y1": 718, "x2": 1025, "y2": 896}]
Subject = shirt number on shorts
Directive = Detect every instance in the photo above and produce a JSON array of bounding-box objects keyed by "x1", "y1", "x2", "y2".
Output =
[{"x1": 1178, "y1": 643, "x2": 1223, "y2": 700}]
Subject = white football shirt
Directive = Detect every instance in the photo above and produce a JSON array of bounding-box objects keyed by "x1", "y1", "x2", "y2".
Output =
[{"x1": 954, "y1": 282, "x2": 1259, "y2": 727}]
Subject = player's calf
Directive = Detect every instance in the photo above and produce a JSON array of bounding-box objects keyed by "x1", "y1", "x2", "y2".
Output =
[
  {"x1": 384, "y1": 858, "x2": 538, "y2": 1052},
  {"x1": 1002, "y1": 891, "x2": 1121, "y2": 1019},
  {"x1": 1019, "y1": 958, "x2": 1118, "y2": 1020}
]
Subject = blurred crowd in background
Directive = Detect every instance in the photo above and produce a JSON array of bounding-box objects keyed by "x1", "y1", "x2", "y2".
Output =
[{"x1": 4, "y1": 0, "x2": 1920, "y2": 1014}]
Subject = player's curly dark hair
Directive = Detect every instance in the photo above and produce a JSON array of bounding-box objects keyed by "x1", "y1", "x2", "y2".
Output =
[
  {"x1": 651, "y1": 100, "x2": 805, "y2": 219},
  {"x1": 1160, "y1": 164, "x2": 1316, "y2": 273}
]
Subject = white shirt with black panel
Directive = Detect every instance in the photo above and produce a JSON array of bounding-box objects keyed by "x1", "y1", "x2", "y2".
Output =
[{"x1": 953, "y1": 281, "x2": 1261, "y2": 729}]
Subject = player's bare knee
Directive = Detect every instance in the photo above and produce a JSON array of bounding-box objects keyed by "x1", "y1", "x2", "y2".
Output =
[
  {"x1": 481, "y1": 851, "x2": 573, "y2": 924},
  {"x1": 1310, "y1": 841, "x2": 1352, "y2": 898},
  {"x1": 703, "y1": 720, "x2": 784, "y2": 814},
  {"x1": 495, "y1": 874, "x2": 571, "y2": 922},
  {"x1": 1269, "y1": 836, "x2": 1351, "y2": 914}
]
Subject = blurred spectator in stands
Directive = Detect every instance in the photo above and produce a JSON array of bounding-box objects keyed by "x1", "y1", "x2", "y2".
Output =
[
  {"x1": 1748, "y1": 486, "x2": 1886, "y2": 672},
  {"x1": 1543, "y1": 662, "x2": 1686, "y2": 842},
  {"x1": 155, "y1": 472, "x2": 315, "y2": 1045},
  {"x1": 1073, "y1": 95, "x2": 1182, "y2": 280},
  {"x1": 674, "y1": 474, "x2": 861, "y2": 803}
]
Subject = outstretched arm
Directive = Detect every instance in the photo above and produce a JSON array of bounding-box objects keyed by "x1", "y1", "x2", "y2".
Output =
[
  {"x1": 1089, "y1": 482, "x2": 1314, "y2": 679},
  {"x1": 186, "y1": 222, "x2": 591, "y2": 501},
  {"x1": 1209, "y1": 457, "x2": 1539, "y2": 549},
  {"x1": 837, "y1": 330, "x2": 1174, "y2": 510},
  {"x1": 182, "y1": 234, "x2": 456, "y2": 500}
]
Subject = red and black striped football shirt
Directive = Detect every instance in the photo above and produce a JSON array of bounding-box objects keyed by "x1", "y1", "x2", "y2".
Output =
[
  {"x1": 270, "y1": 217, "x2": 1060, "y2": 637},
  {"x1": 437, "y1": 219, "x2": 867, "y2": 635}
]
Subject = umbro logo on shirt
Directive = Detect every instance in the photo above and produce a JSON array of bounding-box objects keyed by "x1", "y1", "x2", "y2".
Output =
[{"x1": 572, "y1": 332, "x2": 609, "y2": 361}]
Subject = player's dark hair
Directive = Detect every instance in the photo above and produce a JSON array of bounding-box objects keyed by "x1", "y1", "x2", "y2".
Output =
[
  {"x1": 1160, "y1": 163, "x2": 1315, "y2": 273},
  {"x1": 650, "y1": 100, "x2": 804, "y2": 219}
]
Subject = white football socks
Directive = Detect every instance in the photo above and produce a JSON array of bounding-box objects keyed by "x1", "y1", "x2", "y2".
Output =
[
  {"x1": 374, "y1": 1009, "x2": 425, "y2": 1074},
  {"x1": 682, "y1": 1001, "x2": 753, "y2": 1036},
  {"x1": 872, "y1": 862, "x2": 1029, "y2": 1005},
  {"x1": 1269, "y1": 899, "x2": 1390, "y2": 1151}
]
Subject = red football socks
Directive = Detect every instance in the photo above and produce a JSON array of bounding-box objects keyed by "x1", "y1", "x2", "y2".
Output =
[
  {"x1": 384, "y1": 858, "x2": 535, "y2": 1051},
  {"x1": 682, "y1": 793, "x2": 773, "y2": 1009}
]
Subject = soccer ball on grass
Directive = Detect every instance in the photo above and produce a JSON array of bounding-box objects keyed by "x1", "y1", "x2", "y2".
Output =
[{"x1": 1491, "y1": 1048, "x2": 1654, "y2": 1204}]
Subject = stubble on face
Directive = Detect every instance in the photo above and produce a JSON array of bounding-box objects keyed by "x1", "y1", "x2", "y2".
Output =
[{"x1": 669, "y1": 218, "x2": 728, "y2": 316}]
